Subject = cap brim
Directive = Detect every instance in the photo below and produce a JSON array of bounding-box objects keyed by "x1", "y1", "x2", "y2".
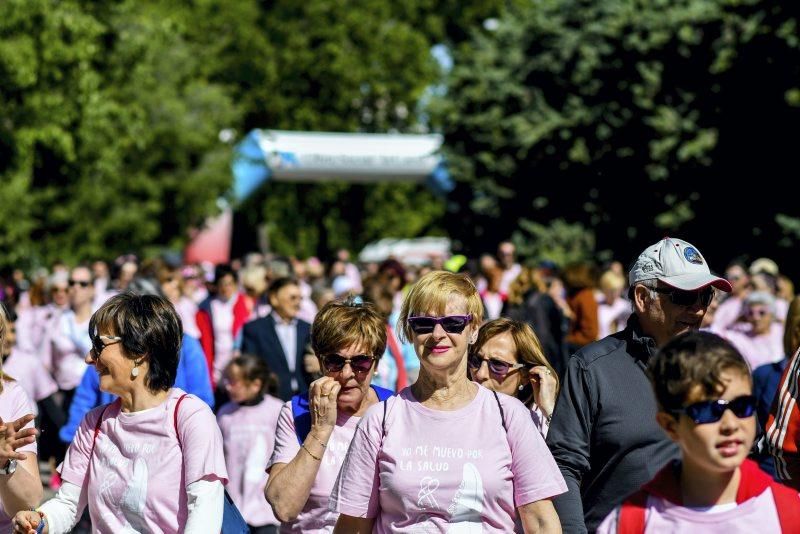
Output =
[{"x1": 659, "y1": 273, "x2": 732, "y2": 292}]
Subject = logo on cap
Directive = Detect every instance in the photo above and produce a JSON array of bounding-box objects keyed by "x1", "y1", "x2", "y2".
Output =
[{"x1": 684, "y1": 247, "x2": 703, "y2": 265}]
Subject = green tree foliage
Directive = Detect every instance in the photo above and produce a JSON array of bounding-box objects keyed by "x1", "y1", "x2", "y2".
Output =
[
  {"x1": 437, "y1": 0, "x2": 800, "y2": 269},
  {"x1": 0, "y1": 0, "x2": 239, "y2": 268}
]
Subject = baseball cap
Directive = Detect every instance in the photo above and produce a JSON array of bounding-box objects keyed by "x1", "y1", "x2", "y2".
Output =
[{"x1": 629, "y1": 237, "x2": 732, "y2": 292}]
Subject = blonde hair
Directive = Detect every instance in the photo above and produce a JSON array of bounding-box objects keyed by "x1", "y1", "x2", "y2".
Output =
[
  {"x1": 507, "y1": 267, "x2": 547, "y2": 306},
  {"x1": 398, "y1": 271, "x2": 484, "y2": 342},
  {"x1": 599, "y1": 270, "x2": 626, "y2": 292},
  {"x1": 472, "y1": 317, "x2": 559, "y2": 407}
]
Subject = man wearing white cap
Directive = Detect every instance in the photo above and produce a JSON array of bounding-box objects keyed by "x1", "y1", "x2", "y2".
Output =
[{"x1": 547, "y1": 237, "x2": 732, "y2": 533}]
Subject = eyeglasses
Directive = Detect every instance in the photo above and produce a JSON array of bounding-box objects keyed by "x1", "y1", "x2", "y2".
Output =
[
  {"x1": 91, "y1": 335, "x2": 122, "y2": 356},
  {"x1": 651, "y1": 287, "x2": 714, "y2": 307},
  {"x1": 68, "y1": 279, "x2": 91, "y2": 288},
  {"x1": 51, "y1": 287, "x2": 68, "y2": 294},
  {"x1": 672, "y1": 395, "x2": 757, "y2": 425},
  {"x1": 467, "y1": 353, "x2": 527, "y2": 377},
  {"x1": 407, "y1": 315, "x2": 473, "y2": 334},
  {"x1": 321, "y1": 353, "x2": 376, "y2": 373}
]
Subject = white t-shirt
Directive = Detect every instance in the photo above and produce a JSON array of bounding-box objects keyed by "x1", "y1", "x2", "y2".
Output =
[{"x1": 0, "y1": 381, "x2": 38, "y2": 531}]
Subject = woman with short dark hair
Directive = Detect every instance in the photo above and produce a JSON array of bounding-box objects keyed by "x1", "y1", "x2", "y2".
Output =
[{"x1": 14, "y1": 293, "x2": 228, "y2": 534}]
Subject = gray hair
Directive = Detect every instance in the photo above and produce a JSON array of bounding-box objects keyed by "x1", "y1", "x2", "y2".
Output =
[{"x1": 629, "y1": 279, "x2": 658, "y2": 312}]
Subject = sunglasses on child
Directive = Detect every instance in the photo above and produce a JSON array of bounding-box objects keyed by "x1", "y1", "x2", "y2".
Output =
[
  {"x1": 671, "y1": 394, "x2": 757, "y2": 425},
  {"x1": 651, "y1": 286, "x2": 714, "y2": 308},
  {"x1": 321, "y1": 354, "x2": 376, "y2": 373},
  {"x1": 407, "y1": 314, "x2": 473, "y2": 334},
  {"x1": 467, "y1": 353, "x2": 527, "y2": 377}
]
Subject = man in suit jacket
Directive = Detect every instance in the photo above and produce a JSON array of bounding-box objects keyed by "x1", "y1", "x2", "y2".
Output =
[{"x1": 241, "y1": 277, "x2": 313, "y2": 400}]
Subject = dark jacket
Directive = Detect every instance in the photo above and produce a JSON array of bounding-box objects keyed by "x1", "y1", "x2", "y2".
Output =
[
  {"x1": 504, "y1": 290, "x2": 567, "y2": 379},
  {"x1": 546, "y1": 315, "x2": 680, "y2": 533},
  {"x1": 240, "y1": 314, "x2": 312, "y2": 401}
]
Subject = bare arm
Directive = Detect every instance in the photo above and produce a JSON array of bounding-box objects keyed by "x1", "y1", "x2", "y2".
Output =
[
  {"x1": 333, "y1": 514, "x2": 375, "y2": 534},
  {"x1": 519, "y1": 499, "x2": 562, "y2": 534},
  {"x1": 265, "y1": 377, "x2": 340, "y2": 522},
  {"x1": 0, "y1": 454, "x2": 42, "y2": 518}
]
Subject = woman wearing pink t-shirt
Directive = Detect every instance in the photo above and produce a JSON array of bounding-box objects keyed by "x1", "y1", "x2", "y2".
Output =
[
  {"x1": 469, "y1": 317, "x2": 559, "y2": 437},
  {"x1": 266, "y1": 298, "x2": 390, "y2": 533},
  {"x1": 0, "y1": 304, "x2": 42, "y2": 533},
  {"x1": 332, "y1": 271, "x2": 567, "y2": 533},
  {"x1": 13, "y1": 293, "x2": 228, "y2": 534}
]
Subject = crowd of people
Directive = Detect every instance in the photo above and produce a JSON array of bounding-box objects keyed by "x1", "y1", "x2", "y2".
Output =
[{"x1": 1, "y1": 236, "x2": 800, "y2": 532}]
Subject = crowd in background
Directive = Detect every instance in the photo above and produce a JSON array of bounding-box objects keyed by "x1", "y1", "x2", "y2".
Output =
[{"x1": 1, "y1": 240, "x2": 799, "y2": 532}]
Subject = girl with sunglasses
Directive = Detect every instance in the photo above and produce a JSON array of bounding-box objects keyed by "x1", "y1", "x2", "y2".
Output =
[
  {"x1": 265, "y1": 298, "x2": 391, "y2": 532},
  {"x1": 598, "y1": 330, "x2": 800, "y2": 533},
  {"x1": 331, "y1": 271, "x2": 566, "y2": 533},
  {"x1": 469, "y1": 318, "x2": 559, "y2": 437}
]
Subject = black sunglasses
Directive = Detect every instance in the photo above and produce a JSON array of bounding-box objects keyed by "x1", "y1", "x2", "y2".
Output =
[
  {"x1": 321, "y1": 354, "x2": 376, "y2": 373},
  {"x1": 651, "y1": 286, "x2": 714, "y2": 307},
  {"x1": 69, "y1": 279, "x2": 92, "y2": 288},
  {"x1": 91, "y1": 335, "x2": 122, "y2": 356},
  {"x1": 467, "y1": 353, "x2": 526, "y2": 377},
  {"x1": 407, "y1": 314, "x2": 473, "y2": 334},
  {"x1": 672, "y1": 394, "x2": 756, "y2": 425}
]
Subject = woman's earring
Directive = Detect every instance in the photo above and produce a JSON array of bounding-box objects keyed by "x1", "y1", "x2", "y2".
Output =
[
  {"x1": 131, "y1": 363, "x2": 140, "y2": 379},
  {"x1": 518, "y1": 384, "x2": 525, "y2": 391}
]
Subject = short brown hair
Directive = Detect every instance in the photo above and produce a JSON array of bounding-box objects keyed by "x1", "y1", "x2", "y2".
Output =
[
  {"x1": 649, "y1": 331, "x2": 751, "y2": 413},
  {"x1": 89, "y1": 292, "x2": 182, "y2": 393},
  {"x1": 472, "y1": 317, "x2": 559, "y2": 405},
  {"x1": 311, "y1": 297, "x2": 387, "y2": 359},
  {"x1": 398, "y1": 271, "x2": 483, "y2": 342}
]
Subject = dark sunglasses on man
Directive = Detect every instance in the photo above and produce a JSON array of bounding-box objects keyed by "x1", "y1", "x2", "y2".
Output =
[
  {"x1": 68, "y1": 279, "x2": 92, "y2": 288},
  {"x1": 651, "y1": 286, "x2": 714, "y2": 308}
]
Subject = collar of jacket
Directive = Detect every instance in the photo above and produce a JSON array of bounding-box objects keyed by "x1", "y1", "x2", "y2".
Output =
[{"x1": 624, "y1": 314, "x2": 658, "y2": 364}]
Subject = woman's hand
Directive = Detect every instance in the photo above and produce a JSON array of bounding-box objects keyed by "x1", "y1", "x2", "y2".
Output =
[
  {"x1": 13, "y1": 510, "x2": 45, "y2": 534},
  {"x1": 308, "y1": 377, "x2": 341, "y2": 437},
  {"x1": 529, "y1": 367, "x2": 557, "y2": 420},
  {"x1": 0, "y1": 415, "x2": 37, "y2": 463}
]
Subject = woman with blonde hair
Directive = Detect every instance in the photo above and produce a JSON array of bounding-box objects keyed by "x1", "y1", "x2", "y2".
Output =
[
  {"x1": 331, "y1": 271, "x2": 566, "y2": 532},
  {"x1": 469, "y1": 318, "x2": 559, "y2": 436},
  {"x1": 0, "y1": 303, "x2": 42, "y2": 533}
]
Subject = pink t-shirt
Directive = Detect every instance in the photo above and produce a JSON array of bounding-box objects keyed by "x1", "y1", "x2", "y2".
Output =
[
  {"x1": 330, "y1": 386, "x2": 567, "y2": 532},
  {"x1": 217, "y1": 395, "x2": 284, "y2": 527},
  {"x1": 722, "y1": 322, "x2": 784, "y2": 370},
  {"x1": 51, "y1": 311, "x2": 91, "y2": 390},
  {"x1": 268, "y1": 400, "x2": 362, "y2": 533},
  {"x1": 596, "y1": 492, "x2": 783, "y2": 533},
  {"x1": 59, "y1": 389, "x2": 228, "y2": 533},
  {"x1": 0, "y1": 380, "x2": 38, "y2": 531},
  {"x1": 3, "y1": 348, "x2": 58, "y2": 410}
]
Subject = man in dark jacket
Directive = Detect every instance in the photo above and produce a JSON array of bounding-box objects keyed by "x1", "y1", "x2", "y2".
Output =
[{"x1": 546, "y1": 237, "x2": 732, "y2": 533}]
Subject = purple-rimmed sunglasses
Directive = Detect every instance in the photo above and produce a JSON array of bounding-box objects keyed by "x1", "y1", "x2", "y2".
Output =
[{"x1": 407, "y1": 314, "x2": 473, "y2": 334}]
